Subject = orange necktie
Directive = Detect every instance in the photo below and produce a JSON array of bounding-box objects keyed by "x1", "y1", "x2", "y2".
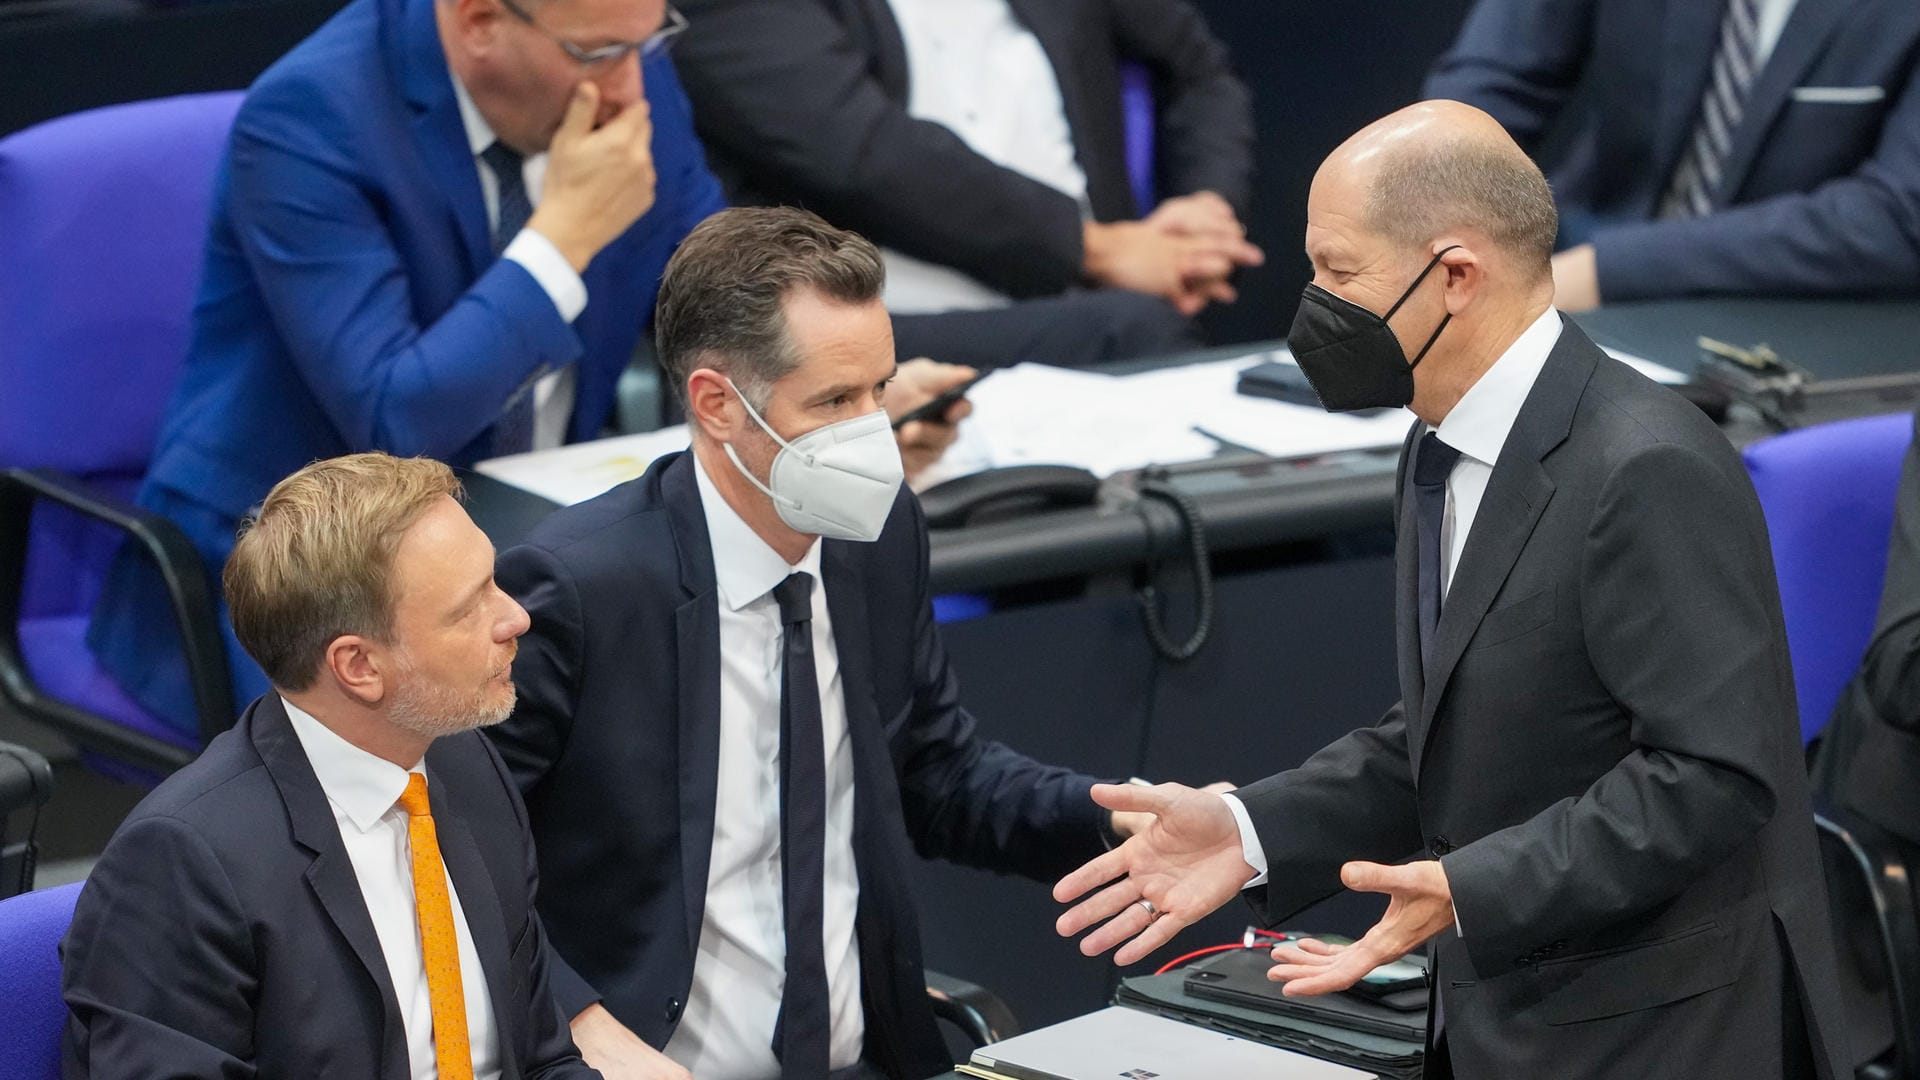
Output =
[{"x1": 399, "y1": 773, "x2": 474, "y2": 1080}]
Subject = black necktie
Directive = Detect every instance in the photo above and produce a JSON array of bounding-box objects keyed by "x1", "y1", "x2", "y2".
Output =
[
  {"x1": 1414, "y1": 432, "x2": 1463, "y2": 670},
  {"x1": 770, "y1": 572, "x2": 830, "y2": 1079},
  {"x1": 479, "y1": 141, "x2": 537, "y2": 457}
]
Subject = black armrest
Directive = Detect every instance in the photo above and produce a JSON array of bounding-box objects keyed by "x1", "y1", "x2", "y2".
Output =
[
  {"x1": 0, "y1": 740, "x2": 53, "y2": 899},
  {"x1": 1813, "y1": 803, "x2": 1920, "y2": 1079},
  {"x1": 0, "y1": 467, "x2": 232, "y2": 772},
  {"x1": 925, "y1": 969, "x2": 1021, "y2": 1049}
]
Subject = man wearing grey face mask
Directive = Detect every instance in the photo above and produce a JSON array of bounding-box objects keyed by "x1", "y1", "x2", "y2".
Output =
[{"x1": 486, "y1": 207, "x2": 1163, "y2": 1080}]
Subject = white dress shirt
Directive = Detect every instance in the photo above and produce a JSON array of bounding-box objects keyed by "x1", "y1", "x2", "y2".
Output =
[
  {"x1": 1755, "y1": 0, "x2": 1797, "y2": 69},
  {"x1": 450, "y1": 77, "x2": 584, "y2": 452},
  {"x1": 880, "y1": 0, "x2": 1090, "y2": 314},
  {"x1": 663, "y1": 457, "x2": 865, "y2": 1079},
  {"x1": 1222, "y1": 309, "x2": 1565, "y2": 897},
  {"x1": 283, "y1": 698, "x2": 503, "y2": 1080}
]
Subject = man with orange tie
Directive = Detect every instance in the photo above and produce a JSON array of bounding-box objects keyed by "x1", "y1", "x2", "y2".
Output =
[{"x1": 60, "y1": 453, "x2": 599, "y2": 1080}]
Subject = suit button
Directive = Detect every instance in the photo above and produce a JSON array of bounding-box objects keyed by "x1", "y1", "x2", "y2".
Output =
[
  {"x1": 1428, "y1": 835, "x2": 1454, "y2": 856},
  {"x1": 665, "y1": 997, "x2": 683, "y2": 1022}
]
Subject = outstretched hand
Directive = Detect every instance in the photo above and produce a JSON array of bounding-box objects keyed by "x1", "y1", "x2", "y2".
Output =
[
  {"x1": 1266, "y1": 860, "x2": 1455, "y2": 996},
  {"x1": 1053, "y1": 783, "x2": 1258, "y2": 966}
]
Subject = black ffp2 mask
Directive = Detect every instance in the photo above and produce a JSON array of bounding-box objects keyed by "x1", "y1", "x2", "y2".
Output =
[{"x1": 1286, "y1": 245, "x2": 1460, "y2": 412}]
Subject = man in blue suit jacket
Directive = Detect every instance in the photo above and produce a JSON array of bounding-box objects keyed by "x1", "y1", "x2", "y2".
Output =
[
  {"x1": 1425, "y1": 0, "x2": 1920, "y2": 309},
  {"x1": 89, "y1": 0, "x2": 724, "y2": 738},
  {"x1": 489, "y1": 209, "x2": 1135, "y2": 1079}
]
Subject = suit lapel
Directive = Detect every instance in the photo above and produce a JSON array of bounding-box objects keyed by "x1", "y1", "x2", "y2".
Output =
[
  {"x1": 426, "y1": 760, "x2": 522, "y2": 1080},
  {"x1": 663, "y1": 453, "x2": 724, "y2": 958},
  {"x1": 252, "y1": 698, "x2": 412, "y2": 1077},
  {"x1": 1410, "y1": 328, "x2": 1599, "y2": 775},
  {"x1": 1718, "y1": 0, "x2": 1855, "y2": 201},
  {"x1": 1655, "y1": 0, "x2": 1732, "y2": 193},
  {"x1": 391, "y1": 0, "x2": 491, "y2": 276}
]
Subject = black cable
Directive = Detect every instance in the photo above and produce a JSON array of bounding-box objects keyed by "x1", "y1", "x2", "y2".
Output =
[{"x1": 1133, "y1": 469, "x2": 1214, "y2": 662}]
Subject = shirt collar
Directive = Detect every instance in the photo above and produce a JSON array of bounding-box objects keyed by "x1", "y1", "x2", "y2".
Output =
[
  {"x1": 450, "y1": 72, "x2": 498, "y2": 158},
  {"x1": 1434, "y1": 308, "x2": 1563, "y2": 467},
  {"x1": 693, "y1": 453, "x2": 824, "y2": 613},
  {"x1": 282, "y1": 697, "x2": 424, "y2": 834}
]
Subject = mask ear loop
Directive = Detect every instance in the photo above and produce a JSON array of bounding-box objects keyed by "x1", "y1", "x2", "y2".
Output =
[
  {"x1": 1383, "y1": 244, "x2": 1463, "y2": 372},
  {"x1": 728, "y1": 378, "x2": 816, "y2": 468},
  {"x1": 1382, "y1": 244, "x2": 1463, "y2": 322},
  {"x1": 721, "y1": 379, "x2": 809, "y2": 513}
]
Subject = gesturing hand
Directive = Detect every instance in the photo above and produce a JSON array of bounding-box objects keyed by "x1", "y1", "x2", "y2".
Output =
[
  {"x1": 1053, "y1": 783, "x2": 1258, "y2": 966},
  {"x1": 1266, "y1": 860, "x2": 1455, "y2": 997}
]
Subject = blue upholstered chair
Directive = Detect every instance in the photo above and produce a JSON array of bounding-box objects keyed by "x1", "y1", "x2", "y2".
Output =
[
  {"x1": 1744, "y1": 411, "x2": 1920, "y2": 1080},
  {"x1": 0, "y1": 93, "x2": 243, "y2": 775},
  {"x1": 0, "y1": 883, "x2": 82, "y2": 1079}
]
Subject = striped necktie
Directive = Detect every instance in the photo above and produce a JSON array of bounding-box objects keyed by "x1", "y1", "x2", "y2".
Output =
[
  {"x1": 398, "y1": 773, "x2": 475, "y2": 1080},
  {"x1": 1661, "y1": 0, "x2": 1763, "y2": 219}
]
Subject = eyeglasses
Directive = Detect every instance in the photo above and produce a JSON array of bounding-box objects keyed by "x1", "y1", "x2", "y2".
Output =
[{"x1": 497, "y1": 0, "x2": 688, "y2": 66}]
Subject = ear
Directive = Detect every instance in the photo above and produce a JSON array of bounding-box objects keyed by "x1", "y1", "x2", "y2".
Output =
[
  {"x1": 322, "y1": 635, "x2": 389, "y2": 708},
  {"x1": 685, "y1": 367, "x2": 743, "y2": 445},
  {"x1": 448, "y1": 0, "x2": 505, "y2": 51},
  {"x1": 1436, "y1": 242, "x2": 1483, "y2": 316}
]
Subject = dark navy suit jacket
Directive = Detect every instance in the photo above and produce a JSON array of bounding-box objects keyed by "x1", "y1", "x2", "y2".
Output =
[
  {"x1": 488, "y1": 452, "x2": 1109, "y2": 1080},
  {"x1": 93, "y1": 0, "x2": 724, "y2": 734},
  {"x1": 1426, "y1": 0, "x2": 1920, "y2": 302},
  {"x1": 61, "y1": 695, "x2": 598, "y2": 1080}
]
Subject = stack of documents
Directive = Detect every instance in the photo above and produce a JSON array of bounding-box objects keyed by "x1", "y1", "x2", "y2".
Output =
[{"x1": 475, "y1": 346, "x2": 1687, "y2": 505}]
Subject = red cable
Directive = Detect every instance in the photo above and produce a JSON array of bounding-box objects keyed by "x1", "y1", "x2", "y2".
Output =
[{"x1": 1150, "y1": 930, "x2": 1295, "y2": 976}]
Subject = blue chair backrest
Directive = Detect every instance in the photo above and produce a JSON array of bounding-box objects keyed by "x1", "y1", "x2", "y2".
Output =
[
  {"x1": 1744, "y1": 411, "x2": 1915, "y2": 743},
  {"x1": 0, "y1": 92, "x2": 242, "y2": 623},
  {"x1": 1119, "y1": 63, "x2": 1155, "y2": 217},
  {"x1": 0, "y1": 882, "x2": 83, "y2": 1078}
]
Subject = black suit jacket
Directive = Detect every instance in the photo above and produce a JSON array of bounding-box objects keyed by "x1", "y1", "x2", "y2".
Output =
[
  {"x1": 1235, "y1": 324, "x2": 1850, "y2": 1078},
  {"x1": 670, "y1": 0, "x2": 1254, "y2": 299},
  {"x1": 488, "y1": 451, "x2": 1108, "y2": 1080},
  {"x1": 1816, "y1": 410, "x2": 1920, "y2": 845},
  {"x1": 61, "y1": 695, "x2": 596, "y2": 1080},
  {"x1": 1425, "y1": 0, "x2": 1920, "y2": 302}
]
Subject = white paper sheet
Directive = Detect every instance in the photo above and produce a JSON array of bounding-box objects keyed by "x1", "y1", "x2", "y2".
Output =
[{"x1": 475, "y1": 424, "x2": 691, "y2": 506}]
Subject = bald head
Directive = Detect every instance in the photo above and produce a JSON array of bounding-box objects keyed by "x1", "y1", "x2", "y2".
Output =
[{"x1": 1319, "y1": 100, "x2": 1557, "y2": 284}]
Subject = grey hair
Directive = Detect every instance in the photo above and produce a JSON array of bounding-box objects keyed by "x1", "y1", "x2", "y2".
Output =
[
  {"x1": 655, "y1": 206, "x2": 887, "y2": 408},
  {"x1": 1364, "y1": 134, "x2": 1558, "y2": 282}
]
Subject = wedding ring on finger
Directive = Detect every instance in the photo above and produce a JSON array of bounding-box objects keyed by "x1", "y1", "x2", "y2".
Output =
[{"x1": 1136, "y1": 899, "x2": 1160, "y2": 920}]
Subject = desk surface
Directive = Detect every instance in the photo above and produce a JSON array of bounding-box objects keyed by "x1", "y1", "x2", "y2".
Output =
[{"x1": 465, "y1": 298, "x2": 1920, "y2": 592}]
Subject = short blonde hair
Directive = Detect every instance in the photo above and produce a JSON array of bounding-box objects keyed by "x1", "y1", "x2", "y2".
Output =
[{"x1": 224, "y1": 453, "x2": 462, "y2": 690}]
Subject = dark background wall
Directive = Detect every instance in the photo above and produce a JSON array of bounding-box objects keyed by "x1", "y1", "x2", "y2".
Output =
[{"x1": 1186, "y1": 0, "x2": 1478, "y2": 346}]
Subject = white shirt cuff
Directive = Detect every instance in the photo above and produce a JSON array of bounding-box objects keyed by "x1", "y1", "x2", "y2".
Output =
[
  {"x1": 504, "y1": 228, "x2": 588, "y2": 322},
  {"x1": 1219, "y1": 792, "x2": 1268, "y2": 888}
]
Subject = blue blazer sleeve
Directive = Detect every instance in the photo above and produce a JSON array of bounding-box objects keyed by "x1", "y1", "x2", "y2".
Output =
[
  {"x1": 1590, "y1": 69, "x2": 1920, "y2": 300},
  {"x1": 224, "y1": 78, "x2": 584, "y2": 459},
  {"x1": 1422, "y1": 0, "x2": 1599, "y2": 151}
]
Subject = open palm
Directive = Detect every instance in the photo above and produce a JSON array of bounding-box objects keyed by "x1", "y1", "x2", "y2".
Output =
[{"x1": 1053, "y1": 783, "x2": 1259, "y2": 966}]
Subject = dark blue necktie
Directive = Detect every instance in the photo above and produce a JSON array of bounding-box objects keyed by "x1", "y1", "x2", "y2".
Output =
[
  {"x1": 1414, "y1": 432, "x2": 1463, "y2": 670},
  {"x1": 770, "y1": 572, "x2": 830, "y2": 1079},
  {"x1": 480, "y1": 140, "x2": 533, "y2": 256},
  {"x1": 481, "y1": 141, "x2": 537, "y2": 457}
]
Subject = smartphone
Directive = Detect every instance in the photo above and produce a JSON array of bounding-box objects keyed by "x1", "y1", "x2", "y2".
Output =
[{"x1": 891, "y1": 371, "x2": 989, "y2": 430}]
